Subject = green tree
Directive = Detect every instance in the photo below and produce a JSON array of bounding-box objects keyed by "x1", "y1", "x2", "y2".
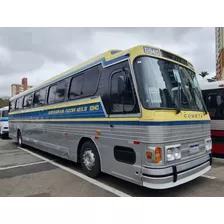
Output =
[
  {"x1": 199, "y1": 71, "x2": 209, "y2": 78},
  {"x1": 0, "y1": 98, "x2": 9, "y2": 108}
]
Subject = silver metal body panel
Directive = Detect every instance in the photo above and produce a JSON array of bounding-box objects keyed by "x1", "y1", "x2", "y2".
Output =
[{"x1": 9, "y1": 119, "x2": 211, "y2": 188}]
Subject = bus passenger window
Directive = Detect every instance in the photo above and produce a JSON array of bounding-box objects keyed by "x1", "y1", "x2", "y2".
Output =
[
  {"x1": 69, "y1": 75, "x2": 83, "y2": 99},
  {"x1": 207, "y1": 93, "x2": 224, "y2": 118},
  {"x1": 23, "y1": 94, "x2": 33, "y2": 109},
  {"x1": 82, "y1": 67, "x2": 100, "y2": 96},
  {"x1": 55, "y1": 80, "x2": 67, "y2": 102},
  {"x1": 34, "y1": 88, "x2": 46, "y2": 107},
  {"x1": 48, "y1": 85, "x2": 57, "y2": 104},
  {"x1": 9, "y1": 101, "x2": 15, "y2": 112},
  {"x1": 16, "y1": 98, "x2": 23, "y2": 110}
]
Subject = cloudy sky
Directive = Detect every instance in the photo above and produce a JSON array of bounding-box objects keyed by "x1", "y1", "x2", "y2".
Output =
[{"x1": 0, "y1": 27, "x2": 215, "y2": 97}]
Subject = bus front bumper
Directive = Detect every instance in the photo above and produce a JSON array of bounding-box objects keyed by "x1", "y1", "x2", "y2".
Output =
[{"x1": 142, "y1": 154, "x2": 212, "y2": 189}]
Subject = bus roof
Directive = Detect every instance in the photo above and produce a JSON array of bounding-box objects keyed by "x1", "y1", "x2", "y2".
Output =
[
  {"x1": 10, "y1": 44, "x2": 194, "y2": 101},
  {"x1": 0, "y1": 106, "x2": 9, "y2": 111},
  {"x1": 200, "y1": 80, "x2": 224, "y2": 90}
]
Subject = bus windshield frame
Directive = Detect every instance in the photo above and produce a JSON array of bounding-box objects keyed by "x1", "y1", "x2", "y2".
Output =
[{"x1": 133, "y1": 56, "x2": 205, "y2": 112}]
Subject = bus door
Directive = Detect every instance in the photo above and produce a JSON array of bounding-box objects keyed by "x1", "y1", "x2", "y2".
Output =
[{"x1": 105, "y1": 63, "x2": 142, "y2": 185}]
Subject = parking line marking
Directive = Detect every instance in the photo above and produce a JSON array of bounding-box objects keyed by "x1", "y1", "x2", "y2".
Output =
[
  {"x1": 0, "y1": 161, "x2": 47, "y2": 171},
  {"x1": 201, "y1": 175, "x2": 216, "y2": 180},
  {"x1": 18, "y1": 147, "x2": 131, "y2": 197},
  {"x1": 212, "y1": 157, "x2": 224, "y2": 162},
  {"x1": 0, "y1": 150, "x2": 22, "y2": 153}
]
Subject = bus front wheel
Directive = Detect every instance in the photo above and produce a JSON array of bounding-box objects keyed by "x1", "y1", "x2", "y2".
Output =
[{"x1": 80, "y1": 141, "x2": 101, "y2": 178}]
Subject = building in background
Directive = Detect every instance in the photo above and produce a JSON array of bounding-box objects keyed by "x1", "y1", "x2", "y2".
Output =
[
  {"x1": 216, "y1": 27, "x2": 224, "y2": 80},
  {"x1": 11, "y1": 78, "x2": 33, "y2": 97}
]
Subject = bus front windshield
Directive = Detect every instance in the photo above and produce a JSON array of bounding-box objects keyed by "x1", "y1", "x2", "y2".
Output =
[
  {"x1": 2, "y1": 110, "x2": 8, "y2": 117},
  {"x1": 134, "y1": 56, "x2": 204, "y2": 112}
]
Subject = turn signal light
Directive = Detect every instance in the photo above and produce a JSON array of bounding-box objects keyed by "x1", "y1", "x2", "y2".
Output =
[{"x1": 155, "y1": 147, "x2": 162, "y2": 163}]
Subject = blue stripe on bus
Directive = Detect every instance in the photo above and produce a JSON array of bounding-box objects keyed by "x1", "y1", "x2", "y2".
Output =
[
  {"x1": 9, "y1": 102, "x2": 106, "y2": 120},
  {"x1": 0, "y1": 117, "x2": 8, "y2": 121},
  {"x1": 8, "y1": 120, "x2": 210, "y2": 126}
]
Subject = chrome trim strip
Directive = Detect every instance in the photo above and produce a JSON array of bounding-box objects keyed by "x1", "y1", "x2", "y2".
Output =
[
  {"x1": 142, "y1": 165, "x2": 211, "y2": 189},
  {"x1": 176, "y1": 154, "x2": 210, "y2": 172},
  {"x1": 178, "y1": 161, "x2": 210, "y2": 180},
  {"x1": 142, "y1": 166, "x2": 173, "y2": 176}
]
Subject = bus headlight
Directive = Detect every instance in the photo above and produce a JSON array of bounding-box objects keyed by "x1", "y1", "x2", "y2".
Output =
[
  {"x1": 165, "y1": 145, "x2": 181, "y2": 161},
  {"x1": 205, "y1": 138, "x2": 212, "y2": 151}
]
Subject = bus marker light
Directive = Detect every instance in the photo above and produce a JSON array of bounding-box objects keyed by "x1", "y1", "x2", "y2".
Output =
[
  {"x1": 96, "y1": 130, "x2": 101, "y2": 135},
  {"x1": 146, "y1": 151, "x2": 152, "y2": 159},
  {"x1": 95, "y1": 136, "x2": 99, "y2": 140},
  {"x1": 133, "y1": 141, "x2": 140, "y2": 145}
]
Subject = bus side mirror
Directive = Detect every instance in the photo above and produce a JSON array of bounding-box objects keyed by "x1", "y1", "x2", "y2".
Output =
[{"x1": 118, "y1": 75, "x2": 126, "y2": 96}]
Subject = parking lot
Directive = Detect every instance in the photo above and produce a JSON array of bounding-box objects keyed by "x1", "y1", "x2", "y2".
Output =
[{"x1": 0, "y1": 138, "x2": 224, "y2": 197}]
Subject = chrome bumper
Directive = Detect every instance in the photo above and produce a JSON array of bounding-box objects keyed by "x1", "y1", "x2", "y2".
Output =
[{"x1": 142, "y1": 154, "x2": 212, "y2": 189}]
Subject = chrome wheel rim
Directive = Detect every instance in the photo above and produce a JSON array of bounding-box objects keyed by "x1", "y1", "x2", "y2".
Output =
[{"x1": 82, "y1": 149, "x2": 95, "y2": 170}]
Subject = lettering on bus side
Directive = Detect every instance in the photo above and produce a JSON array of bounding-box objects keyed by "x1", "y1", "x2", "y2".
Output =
[
  {"x1": 89, "y1": 105, "x2": 99, "y2": 111},
  {"x1": 183, "y1": 113, "x2": 203, "y2": 119},
  {"x1": 48, "y1": 109, "x2": 65, "y2": 115},
  {"x1": 76, "y1": 106, "x2": 88, "y2": 112},
  {"x1": 47, "y1": 103, "x2": 101, "y2": 115}
]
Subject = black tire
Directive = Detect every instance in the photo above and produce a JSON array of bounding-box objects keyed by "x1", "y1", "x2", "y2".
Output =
[
  {"x1": 80, "y1": 141, "x2": 101, "y2": 178},
  {"x1": 17, "y1": 131, "x2": 23, "y2": 147},
  {"x1": 1, "y1": 134, "x2": 8, "y2": 139}
]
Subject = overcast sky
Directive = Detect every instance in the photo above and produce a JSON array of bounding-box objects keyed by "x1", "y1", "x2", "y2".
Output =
[{"x1": 0, "y1": 27, "x2": 215, "y2": 97}]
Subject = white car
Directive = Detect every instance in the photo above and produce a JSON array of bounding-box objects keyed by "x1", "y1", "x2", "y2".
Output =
[{"x1": 0, "y1": 106, "x2": 9, "y2": 138}]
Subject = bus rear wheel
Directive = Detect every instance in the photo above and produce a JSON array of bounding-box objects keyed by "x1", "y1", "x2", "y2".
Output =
[
  {"x1": 80, "y1": 141, "x2": 101, "y2": 178},
  {"x1": 17, "y1": 131, "x2": 23, "y2": 147}
]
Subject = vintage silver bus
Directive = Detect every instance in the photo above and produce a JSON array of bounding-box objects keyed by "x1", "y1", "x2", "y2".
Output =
[{"x1": 8, "y1": 45, "x2": 212, "y2": 189}]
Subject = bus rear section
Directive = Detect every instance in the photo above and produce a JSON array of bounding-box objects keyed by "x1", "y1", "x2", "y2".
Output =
[
  {"x1": 0, "y1": 106, "x2": 9, "y2": 138},
  {"x1": 201, "y1": 81, "x2": 224, "y2": 155}
]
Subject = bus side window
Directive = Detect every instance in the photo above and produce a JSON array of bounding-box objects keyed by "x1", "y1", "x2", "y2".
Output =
[
  {"x1": 55, "y1": 80, "x2": 67, "y2": 102},
  {"x1": 48, "y1": 85, "x2": 57, "y2": 104},
  {"x1": 207, "y1": 93, "x2": 224, "y2": 118},
  {"x1": 82, "y1": 66, "x2": 100, "y2": 96},
  {"x1": 34, "y1": 88, "x2": 46, "y2": 107},
  {"x1": 16, "y1": 98, "x2": 23, "y2": 110},
  {"x1": 9, "y1": 101, "x2": 15, "y2": 112},
  {"x1": 69, "y1": 74, "x2": 84, "y2": 99},
  {"x1": 23, "y1": 94, "x2": 33, "y2": 109},
  {"x1": 68, "y1": 66, "x2": 100, "y2": 100}
]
